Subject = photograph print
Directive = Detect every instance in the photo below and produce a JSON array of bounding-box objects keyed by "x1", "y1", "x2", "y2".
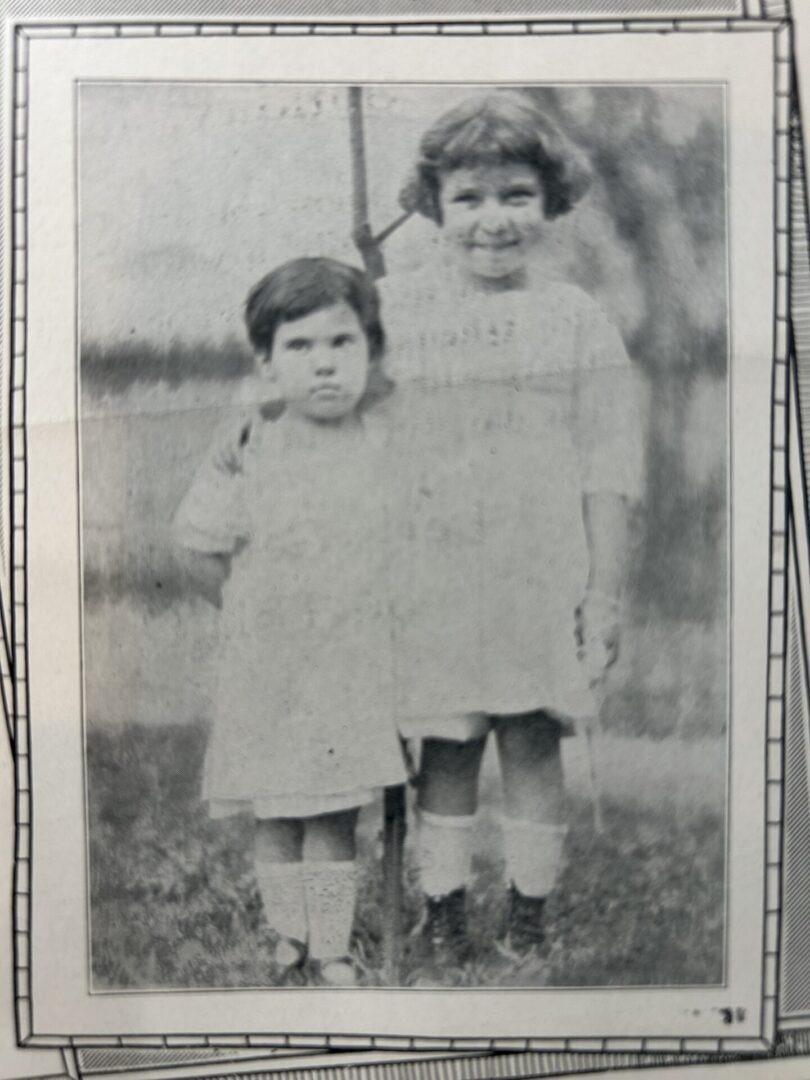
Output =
[{"x1": 79, "y1": 80, "x2": 728, "y2": 993}]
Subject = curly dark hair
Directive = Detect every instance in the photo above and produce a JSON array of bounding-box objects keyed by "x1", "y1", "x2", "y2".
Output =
[
  {"x1": 245, "y1": 256, "x2": 384, "y2": 359},
  {"x1": 400, "y1": 90, "x2": 591, "y2": 224},
  {"x1": 245, "y1": 257, "x2": 390, "y2": 411}
]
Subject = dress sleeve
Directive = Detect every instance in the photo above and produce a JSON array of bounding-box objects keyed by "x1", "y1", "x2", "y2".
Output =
[
  {"x1": 172, "y1": 413, "x2": 253, "y2": 554},
  {"x1": 572, "y1": 293, "x2": 645, "y2": 501}
]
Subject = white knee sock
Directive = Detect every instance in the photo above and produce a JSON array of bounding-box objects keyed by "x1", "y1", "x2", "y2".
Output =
[
  {"x1": 418, "y1": 809, "x2": 475, "y2": 899},
  {"x1": 254, "y1": 859, "x2": 308, "y2": 945},
  {"x1": 303, "y1": 860, "x2": 357, "y2": 962},
  {"x1": 503, "y1": 818, "x2": 568, "y2": 899}
]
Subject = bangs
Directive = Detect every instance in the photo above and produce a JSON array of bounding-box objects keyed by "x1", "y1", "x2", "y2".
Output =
[
  {"x1": 402, "y1": 91, "x2": 591, "y2": 223},
  {"x1": 245, "y1": 257, "x2": 384, "y2": 362},
  {"x1": 432, "y1": 109, "x2": 541, "y2": 172},
  {"x1": 277, "y1": 275, "x2": 349, "y2": 325}
]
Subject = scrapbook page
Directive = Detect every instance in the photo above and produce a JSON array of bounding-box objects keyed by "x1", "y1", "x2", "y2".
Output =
[{"x1": 3, "y1": 0, "x2": 810, "y2": 1076}]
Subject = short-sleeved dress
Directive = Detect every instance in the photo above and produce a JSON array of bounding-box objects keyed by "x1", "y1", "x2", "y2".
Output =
[
  {"x1": 174, "y1": 409, "x2": 406, "y2": 818},
  {"x1": 378, "y1": 269, "x2": 644, "y2": 736}
]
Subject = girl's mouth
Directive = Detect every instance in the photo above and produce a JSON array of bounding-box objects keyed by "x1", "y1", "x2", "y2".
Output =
[{"x1": 474, "y1": 241, "x2": 518, "y2": 251}]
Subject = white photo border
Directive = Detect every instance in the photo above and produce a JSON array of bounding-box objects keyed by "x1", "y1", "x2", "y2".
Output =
[{"x1": 8, "y1": 15, "x2": 788, "y2": 1052}]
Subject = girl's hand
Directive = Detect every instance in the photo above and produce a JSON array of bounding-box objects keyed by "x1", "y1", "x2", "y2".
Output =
[{"x1": 575, "y1": 590, "x2": 621, "y2": 686}]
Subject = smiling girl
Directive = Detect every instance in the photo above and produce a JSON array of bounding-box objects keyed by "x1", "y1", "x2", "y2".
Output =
[
  {"x1": 382, "y1": 91, "x2": 644, "y2": 969},
  {"x1": 174, "y1": 257, "x2": 405, "y2": 986}
]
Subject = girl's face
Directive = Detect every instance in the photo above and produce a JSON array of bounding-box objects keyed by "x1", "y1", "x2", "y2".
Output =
[
  {"x1": 438, "y1": 163, "x2": 545, "y2": 286},
  {"x1": 261, "y1": 301, "x2": 370, "y2": 423}
]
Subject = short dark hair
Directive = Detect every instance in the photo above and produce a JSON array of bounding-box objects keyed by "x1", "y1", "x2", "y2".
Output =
[
  {"x1": 400, "y1": 91, "x2": 591, "y2": 224},
  {"x1": 244, "y1": 257, "x2": 390, "y2": 410},
  {"x1": 245, "y1": 256, "x2": 385, "y2": 360}
]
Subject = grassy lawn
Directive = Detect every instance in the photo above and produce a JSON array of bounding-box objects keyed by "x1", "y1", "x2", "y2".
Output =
[{"x1": 88, "y1": 721, "x2": 724, "y2": 991}]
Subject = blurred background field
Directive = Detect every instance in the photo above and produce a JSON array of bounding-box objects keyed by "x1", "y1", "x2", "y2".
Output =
[{"x1": 80, "y1": 83, "x2": 728, "y2": 988}]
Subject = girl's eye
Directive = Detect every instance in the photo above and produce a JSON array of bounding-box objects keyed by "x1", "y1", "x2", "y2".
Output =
[
  {"x1": 504, "y1": 190, "x2": 536, "y2": 205},
  {"x1": 332, "y1": 334, "x2": 355, "y2": 349},
  {"x1": 284, "y1": 338, "x2": 310, "y2": 352},
  {"x1": 453, "y1": 192, "x2": 480, "y2": 206}
]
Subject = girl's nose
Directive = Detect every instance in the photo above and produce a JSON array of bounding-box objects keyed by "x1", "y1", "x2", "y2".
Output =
[
  {"x1": 477, "y1": 201, "x2": 510, "y2": 233},
  {"x1": 315, "y1": 353, "x2": 337, "y2": 376}
]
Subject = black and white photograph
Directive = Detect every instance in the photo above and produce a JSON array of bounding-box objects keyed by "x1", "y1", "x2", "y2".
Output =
[
  {"x1": 79, "y1": 80, "x2": 728, "y2": 993},
  {"x1": 15, "y1": 24, "x2": 782, "y2": 1046}
]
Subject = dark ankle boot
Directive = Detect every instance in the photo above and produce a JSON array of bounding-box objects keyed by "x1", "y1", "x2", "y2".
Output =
[
  {"x1": 505, "y1": 882, "x2": 547, "y2": 954},
  {"x1": 419, "y1": 887, "x2": 472, "y2": 967}
]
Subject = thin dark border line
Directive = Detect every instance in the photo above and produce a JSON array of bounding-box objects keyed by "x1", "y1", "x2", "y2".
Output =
[
  {"x1": 75, "y1": 1048, "x2": 320, "y2": 1075},
  {"x1": 71, "y1": 1051, "x2": 776, "y2": 1080},
  {"x1": 10, "y1": 18, "x2": 785, "y2": 39},
  {"x1": 760, "y1": 19, "x2": 785, "y2": 1046},
  {"x1": 75, "y1": 74, "x2": 94, "y2": 1008},
  {"x1": 765, "y1": 28, "x2": 796, "y2": 1037},
  {"x1": 9, "y1": 12, "x2": 762, "y2": 35},
  {"x1": 0, "y1": 591, "x2": 14, "y2": 676},
  {"x1": 788, "y1": 36, "x2": 810, "y2": 504},
  {"x1": 9, "y1": 7, "x2": 748, "y2": 27},
  {"x1": 70, "y1": 1050, "x2": 771, "y2": 1080},
  {"x1": 0, "y1": 588, "x2": 14, "y2": 751},
  {"x1": 10, "y1": 20, "x2": 33, "y2": 1047},
  {"x1": 73, "y1": 77, "x2": 738, "y2": 85},
  {"x1": 769, "y1": 21, "x2": 793, "y2": 1043},
  {"x1": 722, "y1": 66, "x2": 734, "y2": 987},
  {"x1": 772, "y1": 16, "x2": 810, "y2": 1030},
  {"x1": 9, "y1": 14, "x2": 783, "y2": 1053},
  {"x1": 63, "y1": 1046, "x2": 81, "y2": 1080},
  {"x1": 784, "y1": 345, "x2": 810, "y2": 1010}
]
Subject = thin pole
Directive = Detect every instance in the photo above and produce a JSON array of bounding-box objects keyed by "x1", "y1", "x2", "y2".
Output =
[
  {"x1": 347, "y1": 86, "x2": 386, "y2": 279},
  {"x1": 586, "y1": 675, "x2": 607, "y2": 835},
  {"x1": 347, "y1": 87, "x2": 409, "y2": 982},
  {"x1": 382, "y1": 784, "x2": 407, "y2": 983}
]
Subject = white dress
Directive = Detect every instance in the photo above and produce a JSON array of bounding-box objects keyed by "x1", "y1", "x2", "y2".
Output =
[
  {"x1": 174, "y1": 410, "x2": 406, "y2": 818},
  {"x1": 378, "y1": 269, "x2": 644, "y2": 735}
]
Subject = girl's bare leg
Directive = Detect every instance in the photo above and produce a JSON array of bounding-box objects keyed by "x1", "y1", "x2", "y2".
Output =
[
  {"x1": 496, "y1": 714, "x2": 567, "y2": 824},
  {"x1": 303, "y1": 809, "x2": 361, "y2": 984},
  {"x1": 414, "y1": 737, "x2": 487, "y2": 965},
  {"x1": 417, "y1": 737, "x2": 487, "y2": 816},
  {"x1": 304, "y1": 808, "x2": 359, "y2": 862},
  {"x1": 495, "y1": 714, "x2": 569, "y2": 950},
  {"x1": 255, "y1": 817, "x2": 304, "y2": 862}
]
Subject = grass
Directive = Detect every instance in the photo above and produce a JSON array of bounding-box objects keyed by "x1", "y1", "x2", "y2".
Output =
[{"x1": 88, "y1": 721, "x2": 724, "y2": 991}]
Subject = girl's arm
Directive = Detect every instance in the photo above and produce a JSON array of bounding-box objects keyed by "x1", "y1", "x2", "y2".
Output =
[
  {"x1": 172, "y1": 414, "x2": 254, "y2": 607},
  {"x1": 571, "y1": 292, "x2": 643, "y2": 677},
  {"x1": 578, "y1": 492, "x2": 628, "y2": 675},
  {"x1": 582, "y1": 491, "x2": 628, "y2": 600}
]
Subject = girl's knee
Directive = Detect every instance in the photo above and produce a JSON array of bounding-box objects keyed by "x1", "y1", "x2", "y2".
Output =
[
  {"x1": 494, "y1": 714, "x2": 567, "y2": 823},
  {"x1": 421, "y1": 736, "x2": 487, "y2": 775},
  {"x1": 305, "y1": 808, "x2": 359, "y2": 862},
  {"x1": 255, "y1": 817, "x2": 304, "y2": 862},
  {"x1": 496, "y1": 712, "x2": 564, "y2": 760},
  {"x1": 417, "y1": 737, "x2": 487, "y2": 816}
]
